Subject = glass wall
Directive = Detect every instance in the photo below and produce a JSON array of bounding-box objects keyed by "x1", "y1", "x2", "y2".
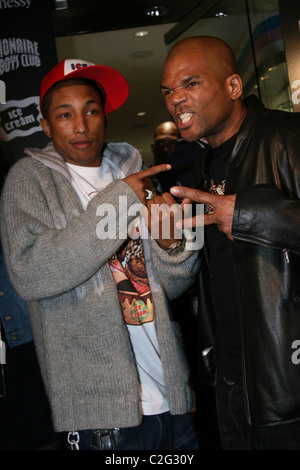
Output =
[
  {"x1": 246, "y1": 0, "x2": 291, "y2": 111},
  {"x1": 166, "y1": 0, "x2": 292, "y2": 111}
]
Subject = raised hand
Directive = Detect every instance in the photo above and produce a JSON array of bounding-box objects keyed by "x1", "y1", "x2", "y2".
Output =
[
  {"x1": 144, "y1": 192, "x2": 182, "y2": 250},
  {"x1": 124, "y1": 164, "x2": 171, "y2": 204},
  {"x1": 170, "y1": 186, "x2": 236, "y2": 241}
]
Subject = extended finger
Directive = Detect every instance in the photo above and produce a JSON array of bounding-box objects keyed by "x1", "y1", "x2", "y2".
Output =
[
  {"x1": 177, "y1": 214, "x2": 204, "y2": 229},
  {"x1": 137, "y1": 164, "x2": 171, "y2": 179},
  {"x1": 170, "y1": 186, "x2": 216, "y2": 205}
]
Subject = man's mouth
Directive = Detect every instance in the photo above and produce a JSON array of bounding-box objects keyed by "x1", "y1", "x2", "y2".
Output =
[
  {"x1": 177, "y1": 112, "x2": 193, "y2": 126},
  {"x1": 71, "y1": 140, "x2": 92, "y2": 149}
]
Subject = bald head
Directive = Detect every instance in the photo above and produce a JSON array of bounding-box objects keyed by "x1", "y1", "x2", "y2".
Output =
[
  {"x1": 165, "y1": 36, "x2": 238, "y2": 81},
  {"x1": 154, "y1": 121, "x2": 179, "y2": 141},
  {"x1": 161, "y1": 35, "x2": 245, "y2": 147},
  {"x1": 151, "y1": 121, "x2": 179, "y2": 164}
]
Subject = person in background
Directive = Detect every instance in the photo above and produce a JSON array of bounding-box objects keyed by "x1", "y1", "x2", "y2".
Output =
[
  {"x1": 151, "y1": 121, "x2": 179, "y2": 166},
  {"x1": 163, "y1": 139, "x2": 207, "y2": 192},
  {"x1": 1, "y1": 59, "x2": 200, "y2": 450},
  {"x1": 151, "y1": 121, "x2": 206, "y2": 193},
  {"x1": 150, "y1": 121, "x2": 179, "y2": 193},
  {"x1": 161, "y1": 35, "x2": 300, "y2": 450}
]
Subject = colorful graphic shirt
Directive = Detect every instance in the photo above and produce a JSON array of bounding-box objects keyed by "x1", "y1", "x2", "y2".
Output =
[
  {"x1": 66, "y1": 160, "x2": 169, "y2": 415},
  {"x1": 109, "y1": 237, "x2": 154, "y2": 326}
]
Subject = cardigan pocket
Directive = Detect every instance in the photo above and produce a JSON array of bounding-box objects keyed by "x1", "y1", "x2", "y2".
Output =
[{"x1": 62, "y1": 326, "x2": 139, "y2": 396}]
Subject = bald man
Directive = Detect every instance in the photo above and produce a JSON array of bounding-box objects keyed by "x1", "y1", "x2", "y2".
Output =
[
  {"x1": 151, "y1": 121, "x2": 206, "y2": 193},
  {"x1": 151, "y1": 121, "x2": 179, "y2": 166},
  {"x1": 161, "y1": 36, "x2": 300, "y2": 450}
]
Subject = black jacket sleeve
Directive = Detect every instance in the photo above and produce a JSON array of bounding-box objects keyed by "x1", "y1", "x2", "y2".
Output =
[{"x1": 232, "y1": 184, "x2": 300, "y2": 254}]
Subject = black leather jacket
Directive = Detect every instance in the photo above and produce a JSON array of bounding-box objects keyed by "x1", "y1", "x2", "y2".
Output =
[{"x1": 193, "y1": 95, "x2": 300, "y2": 427}]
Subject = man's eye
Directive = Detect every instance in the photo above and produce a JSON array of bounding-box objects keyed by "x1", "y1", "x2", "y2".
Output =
[
  {"x1": 162, "y1": 89, "x2": 173, "y2": 96},
  {"x1": 187, "y1": 81, "x2": 198, "y2": 88},
  {"x1": 87, "y1": 109, "x2": 98, "y2": 115},
  {"x1": 59, "y1": 112, "x2": 70, "y2": 118}
]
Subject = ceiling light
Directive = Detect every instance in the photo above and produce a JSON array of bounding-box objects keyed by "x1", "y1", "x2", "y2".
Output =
[
  {"x1": 135, "y1": 31, "x2": 149, "y2": 37},
  {"x1": 145, "y1": 6, "x2": 168, "y2": 17},
  {"x1": 215, "y1": 11, "x2": 227, "y2": 17},
  {"x1": 137, "y1": 112, "x2": 146, "y2": 116}
]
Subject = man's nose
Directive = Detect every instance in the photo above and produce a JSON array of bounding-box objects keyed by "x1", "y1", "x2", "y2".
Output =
[
  {"x1": 170, "y1": 88, "x2": 188, "y2": 107},
  {"x1": 74, "y1": 115, "x2": 88, "y2": 134}
]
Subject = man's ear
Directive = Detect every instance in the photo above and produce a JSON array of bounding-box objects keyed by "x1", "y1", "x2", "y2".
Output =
[
  {"x1": 40, "y1": 118, "x2": 51, "y2": 138},
  {"x1": 227, "y1": 74, "x2": 243, "y2": 101}
]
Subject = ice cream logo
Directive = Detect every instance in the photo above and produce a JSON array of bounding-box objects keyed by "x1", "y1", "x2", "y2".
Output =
[
  {"x1": 0, "y1": 95, "x2": 42, "y2": 141},
  {"x1": 131, "y1": 299, "x2": 149, "y2": 324}
]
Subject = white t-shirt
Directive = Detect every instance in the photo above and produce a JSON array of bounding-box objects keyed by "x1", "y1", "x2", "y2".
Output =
[{"x1": 66, "y1": 157, "x2": 169, "y2": 415}]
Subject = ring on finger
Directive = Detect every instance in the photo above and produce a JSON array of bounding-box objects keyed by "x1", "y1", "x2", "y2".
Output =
[{"x1": 145, "y1": 189, "x2": 153, "y2": 200}]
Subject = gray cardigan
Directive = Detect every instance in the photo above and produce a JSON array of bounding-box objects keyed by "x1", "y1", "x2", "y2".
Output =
[{"x1": 0, "y1": 142, "x2": 200, "y2": 431}]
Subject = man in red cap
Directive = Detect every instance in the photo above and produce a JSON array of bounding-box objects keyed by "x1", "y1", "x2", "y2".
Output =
[{"x1": 0, "y1": 59, "x2": 200, "y2": 450}]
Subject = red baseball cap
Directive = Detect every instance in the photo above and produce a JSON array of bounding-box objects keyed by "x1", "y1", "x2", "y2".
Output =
[{"x1": 40, "y1": 59, "x2": 129, "y2": 115}]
